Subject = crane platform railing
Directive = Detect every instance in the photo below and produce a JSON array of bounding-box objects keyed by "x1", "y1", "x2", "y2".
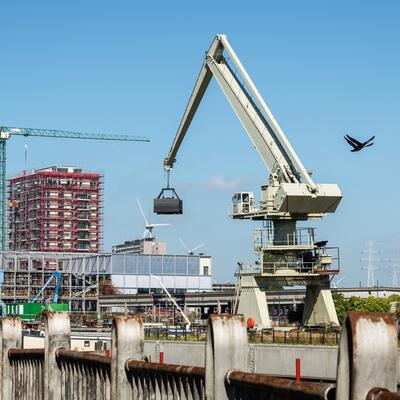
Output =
[
  {"x1": 254, "y1": 227, "x2": 316, "y2": 248},
  {"x1": 235, "y1": 253, "x2": 340, "y2": 277}
]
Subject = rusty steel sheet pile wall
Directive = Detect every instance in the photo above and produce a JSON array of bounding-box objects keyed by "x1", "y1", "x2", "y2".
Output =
[
  {"x1": 56, "y1": 349, "x2": 110, "y2": 400},
  {"x1": 225, "y1": 371, "x2": 335, "y2": 400},
  {"x1": 8, "y1": 349, "x2": 44, "y2": 400},
  {"x1": 126, "y1": 360, "x2": 205, "y2": 399},
  {"x1": 0, "y1": 311, "x2": 400, "y2": 399}
]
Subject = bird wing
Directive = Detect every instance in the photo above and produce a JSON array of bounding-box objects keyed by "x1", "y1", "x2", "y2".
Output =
[
  {"x1": 346, "y1": 134, "x2": 362, "y2": 147},
  {"x1": 363, "y1": 136, "x2": 375, "y2": 145},
  {"x1": 364, "y1": 143, "x2": 374, "y2": 148},
  {"x1": 344, "y1": 135, "x2": 358, "y2": 149}
]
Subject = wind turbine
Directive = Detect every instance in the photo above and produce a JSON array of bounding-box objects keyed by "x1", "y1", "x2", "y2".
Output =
[
  {"x1": 179, "y1": 238, "x2": 205, "y2": 255},
  {"x1": 331, "y1": 276, "x2": 345, "y2": 289},
  {"x1": 137, "y1": 198, "x2": 170, "y2": 239}
]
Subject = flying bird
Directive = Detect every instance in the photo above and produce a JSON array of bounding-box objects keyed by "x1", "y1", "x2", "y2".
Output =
[{"x1": 344, "y1": 134, "x2": 375, "y2": 152}]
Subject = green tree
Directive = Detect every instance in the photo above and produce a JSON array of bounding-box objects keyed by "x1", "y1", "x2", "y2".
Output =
[
  {"x1": 333, "y1": 294, "x2": 393, "y2": 325},
  {"x1": 333, "y1": 293, "x2": 347, "y2": 324}
]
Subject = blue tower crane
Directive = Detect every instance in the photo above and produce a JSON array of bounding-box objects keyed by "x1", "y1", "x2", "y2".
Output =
[
  {"x1": 31, "y1": 271, "x2": 62, "y2": 304},
  {"x1": 0, "y1": 126, "x2": 150, "y2": 251}
]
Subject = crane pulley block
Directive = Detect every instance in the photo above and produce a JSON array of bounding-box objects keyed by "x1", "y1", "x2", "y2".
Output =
[{"x1": 154, "y1": 188, "x2": 183, "y2": 215}]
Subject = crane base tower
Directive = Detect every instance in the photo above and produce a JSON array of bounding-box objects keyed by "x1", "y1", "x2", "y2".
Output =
[
  {"x1": 235, "y1": 272, "x2": 339, "y2": 328},
  {"x1": 234, "y1": 222, "x2": 340, "y2": 328}
]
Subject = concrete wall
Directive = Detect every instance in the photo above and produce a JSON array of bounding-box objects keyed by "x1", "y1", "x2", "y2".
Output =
[
  {"x1": 253, "y1": 344, "x2": 338, "y2": 380},
  {"x1": 143, "y1": 341, "x2": 338, "y2": 380},
  {"x1": 23, "y1": 335, "x2": 109, "y2": 352},
  {"x1": 144, "y1": 341, "x2": 206, "y2": 366}
]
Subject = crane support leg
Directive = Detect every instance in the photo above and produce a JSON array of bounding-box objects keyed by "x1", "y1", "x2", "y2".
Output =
[
  {"x1": 302, "y1": 284, "x2": 339, "y2": 326},
  {"x1": 237, "y1": 275, "x2": 272, "y2": 329}
]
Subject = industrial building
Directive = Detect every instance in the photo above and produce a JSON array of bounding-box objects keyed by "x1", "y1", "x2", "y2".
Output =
[
  {"x1": 0, "y1": 251, "x2": 213, "y2": 317},
  {"x1": 8, "y1": 166, "x2": 102, "y2": 256}
]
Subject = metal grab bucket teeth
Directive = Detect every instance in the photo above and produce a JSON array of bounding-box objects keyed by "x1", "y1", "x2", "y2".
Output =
[{"x1": 154, "y1": 188, "x2": 183, "y2": 215}]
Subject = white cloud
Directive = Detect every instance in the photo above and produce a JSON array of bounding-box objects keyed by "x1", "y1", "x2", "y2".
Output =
[{"x1": 203, "y1": 175, "x2": 241, "y2": 190}]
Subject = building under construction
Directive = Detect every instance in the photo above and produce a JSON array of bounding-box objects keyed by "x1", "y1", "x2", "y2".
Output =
[
  {"x1": 8, "y1": 166, "x2": 102, "y2": 257},
  {"x1": 0, "y1": 251, "x2": 213, "y2": 319}
]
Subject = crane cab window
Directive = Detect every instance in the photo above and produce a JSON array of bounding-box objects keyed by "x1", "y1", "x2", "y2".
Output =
[{"x1": 232, "y1": 192, "x2": 254, "y2": 215}]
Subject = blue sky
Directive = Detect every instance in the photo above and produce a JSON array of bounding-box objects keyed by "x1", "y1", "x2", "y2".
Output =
[{"x1": 1, "y1": 1, "x2": 399, "y2": 285}]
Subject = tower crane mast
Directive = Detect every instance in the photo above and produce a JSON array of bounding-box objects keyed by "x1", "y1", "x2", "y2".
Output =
[{"x1": 0, "y1": 126, "x2": 149, "y2": 251}]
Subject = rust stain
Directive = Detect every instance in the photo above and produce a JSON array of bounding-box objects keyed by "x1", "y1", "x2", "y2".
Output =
[
  {"x1": 226, "y1": 370, "x2": 335, "y2": 399},
  {"x1": 366, "y1": 387, "x2": 400, "y2": 400},
  {"x1": 126, "y1": 359, "x2": 205, "y2": 379},
  {"x1": 346, "y1": 312, "x2": 396, "y2": 347}
]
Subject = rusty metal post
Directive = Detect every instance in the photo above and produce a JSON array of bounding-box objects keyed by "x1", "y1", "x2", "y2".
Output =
[
  {"x1": 336, "y1": 312, "x2": 398, "y2": 400},
  {"x1": 111, "y1": 315, "x2": 143, "y2": 400},
  {"x1": 0, "y1": 317, "x2": 22, "y2": 400},
  {"x1": 205, "y1": 314, "x2": 249, "y2": 399},
  {"x1": 44, "y1": 312, "x2": 71, "y2": 400}
]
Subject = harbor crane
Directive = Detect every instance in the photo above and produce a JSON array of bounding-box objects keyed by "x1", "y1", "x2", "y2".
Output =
[
  {"x1": 159, "y1": 34, "x2": 342, "y2": 328},
  {"x1": 0, "y1": 126, "x2": 149, "y2": 252}
]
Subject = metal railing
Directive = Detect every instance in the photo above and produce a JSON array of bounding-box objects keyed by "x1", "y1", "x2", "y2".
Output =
[
  {"x1": 143, "y1": 325, "x2": 340, "y2": 346},
  {"x1": 1, "y1": 311, "x2": 400, "y2": 399},
  {"x1": 261, "y1": 249, "x2": 340, "y2": 274},
  {"x1": 254, "y1": 227, "x2": 316, "y2": 248},
  {"x1": 126, "y1": 359, "x2": 205, "y2": 399},
  {"x1": 235, "y1": 250, "x2": 340, "y2": 277}
]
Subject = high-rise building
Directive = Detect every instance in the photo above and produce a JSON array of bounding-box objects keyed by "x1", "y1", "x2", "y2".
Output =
[{"x1": 8, "y1": 166, "x2": 102, "y2": 253}]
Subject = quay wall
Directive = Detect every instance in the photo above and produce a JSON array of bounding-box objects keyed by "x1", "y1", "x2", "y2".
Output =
[{"x1": 23, "y1": 335, "x2": 400, "y2": 381}]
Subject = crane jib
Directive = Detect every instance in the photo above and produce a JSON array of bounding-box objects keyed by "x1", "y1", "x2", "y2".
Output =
[
  {"x1": 158, "y1": 34, "x2": 341, "y2": 217},
  {"x1": 1, "y1": 126, "x2": 150, "y2": 142}
]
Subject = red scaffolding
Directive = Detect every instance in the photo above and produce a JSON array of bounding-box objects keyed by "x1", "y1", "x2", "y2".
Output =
[{"x1": 8, "y1": 167, "x2": 103, "y2": 254}]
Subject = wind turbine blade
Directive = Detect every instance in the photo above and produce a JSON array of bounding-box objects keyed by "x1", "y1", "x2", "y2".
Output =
[
  {"x1": 190, "y1": 243, "x2": 205, "y2": 253},
  {"x1": 137, "y1": 198, "x2": 148, "y2": 226},
  {"x1": 149, "y1": 223, "x2": 171, "y2": 227},
  {"x1": 336, "y1": 277, "x2": 345, "y2": 285},
  {"x1": 179, "y1": 238, "x2": 190, "y2": 253}
]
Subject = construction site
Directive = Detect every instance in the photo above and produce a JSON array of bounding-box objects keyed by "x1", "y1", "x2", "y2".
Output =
[
  {"x1": 0, "y1": 34, "x2": 345, "y2": 330},
  {"x1": 0, "y1": 33, "x2": 390, "y2": 333},
  {"x1": 8, "y1": 166, "x2": 102, "y2": 254}
]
